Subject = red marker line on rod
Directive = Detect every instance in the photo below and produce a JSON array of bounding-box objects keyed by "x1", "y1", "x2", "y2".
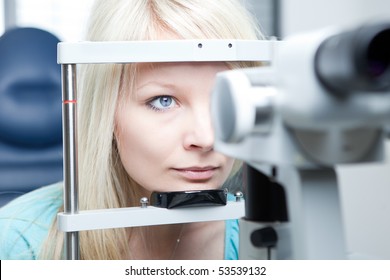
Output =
[{"x1": 63, "y1": 100, "x2": 77, "y2": 104}]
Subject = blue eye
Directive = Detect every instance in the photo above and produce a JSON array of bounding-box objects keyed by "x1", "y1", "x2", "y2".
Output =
[{"x1": 148, "y1": 96, "x2": 176, "y2": 111}]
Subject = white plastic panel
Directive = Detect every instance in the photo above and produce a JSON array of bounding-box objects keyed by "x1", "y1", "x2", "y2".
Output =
[{"x1": 57, "y1": 200, "x2": 245, "y2": 232}]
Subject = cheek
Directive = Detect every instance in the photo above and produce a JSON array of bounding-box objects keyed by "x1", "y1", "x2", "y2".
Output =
[
  {"x1": 115, "y1": 113, "x2": 175, "y2": 188},
  {"x1": 116, "y1": 123, "x2": 162, "y2": 166},
  {"x1": 116, "y1": 130, "x2": 162, "y2": 189}
]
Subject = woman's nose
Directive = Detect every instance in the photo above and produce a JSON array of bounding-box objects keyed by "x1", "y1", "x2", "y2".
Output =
[{"x1": 183, "y1": 107, "x2": 214, "y2": 152}]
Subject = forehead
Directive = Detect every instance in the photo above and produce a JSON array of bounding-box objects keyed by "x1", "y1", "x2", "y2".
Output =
[
  {"x1": 137, "y1": 61, "x2": 227, "y2": 70},
  {"x1": 135, "y1": 62, "x2": 228, "y2": 81},
  {"x1": 134, "y1": 62, "x2": 228, "y2": 93}
]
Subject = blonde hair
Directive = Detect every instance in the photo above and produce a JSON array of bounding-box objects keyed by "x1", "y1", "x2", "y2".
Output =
[{"x1": 40, "y1": 0, "x2": 264, "y2": 259}]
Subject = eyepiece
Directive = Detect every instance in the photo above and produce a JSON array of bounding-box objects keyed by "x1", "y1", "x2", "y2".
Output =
[
  {"x1": 366, "y1": 29, "x2": 390, "y2": 78},
  {"x1": 315, "y1": 22, "x2": 390, "y2": 95}
]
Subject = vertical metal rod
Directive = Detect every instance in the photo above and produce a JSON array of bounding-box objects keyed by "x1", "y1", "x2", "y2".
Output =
[
  {"x1": 272, "y1": 0, "x2": 281, "y2": 38},
  {"x1": 61, "y1": 64, "x2": 80, "y2": 260},
  {"x1": 4, "y1": 0, "x2": 17, "y2": 30}
]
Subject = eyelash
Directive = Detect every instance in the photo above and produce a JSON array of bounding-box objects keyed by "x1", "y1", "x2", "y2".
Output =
[{"x1": 146, "y1": 95, "x2": 177, "y2": 112}]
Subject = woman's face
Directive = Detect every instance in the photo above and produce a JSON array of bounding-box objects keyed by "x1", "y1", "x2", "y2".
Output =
[{"x1": 115, "y1": 62, "x2": 235, "y2": 194}]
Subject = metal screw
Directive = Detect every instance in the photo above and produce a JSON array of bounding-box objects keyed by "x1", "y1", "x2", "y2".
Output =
[
  {"x1": 140, "y1": 197, "x2": 149, "y2": 208},
  {"x1": 235, "y1": 191, "x2": 243, "y2": 202}
]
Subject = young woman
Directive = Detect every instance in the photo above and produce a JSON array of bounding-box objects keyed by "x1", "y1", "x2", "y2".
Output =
[{"x1": 0, "y1": 0, "x2": 264, "y2": 259}]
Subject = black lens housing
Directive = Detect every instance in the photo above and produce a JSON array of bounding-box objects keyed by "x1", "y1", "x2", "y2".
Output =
[{"x1": 315, "y1": 22, "x2": 390, "y2": 95}]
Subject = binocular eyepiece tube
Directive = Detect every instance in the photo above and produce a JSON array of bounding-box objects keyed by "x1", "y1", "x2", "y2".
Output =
[{"x1": 315, "y1": 22, "x2": 390, "y2": 95}]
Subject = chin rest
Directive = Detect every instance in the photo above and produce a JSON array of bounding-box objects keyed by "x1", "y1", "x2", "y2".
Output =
[
  {"x1": 0, "y1": 27, "x2": 63, "y2": 206},
  {"x1": 150, "y1": 189, "x2": 227, "y2": 209}
]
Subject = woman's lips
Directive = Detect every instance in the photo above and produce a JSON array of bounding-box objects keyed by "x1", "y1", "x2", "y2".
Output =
[{"x1": 172, "y1": 167, "x2": 218, "y2": 181}]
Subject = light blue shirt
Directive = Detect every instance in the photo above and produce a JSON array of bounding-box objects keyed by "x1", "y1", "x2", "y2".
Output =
[{"x1": 0, "y1": 183, "x2": 239, "y2": 260}]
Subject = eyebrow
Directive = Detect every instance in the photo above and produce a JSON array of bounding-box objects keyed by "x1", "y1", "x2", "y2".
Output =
[{"x1": 136, "y1": 81, "x2": 176, "y2": 91}]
